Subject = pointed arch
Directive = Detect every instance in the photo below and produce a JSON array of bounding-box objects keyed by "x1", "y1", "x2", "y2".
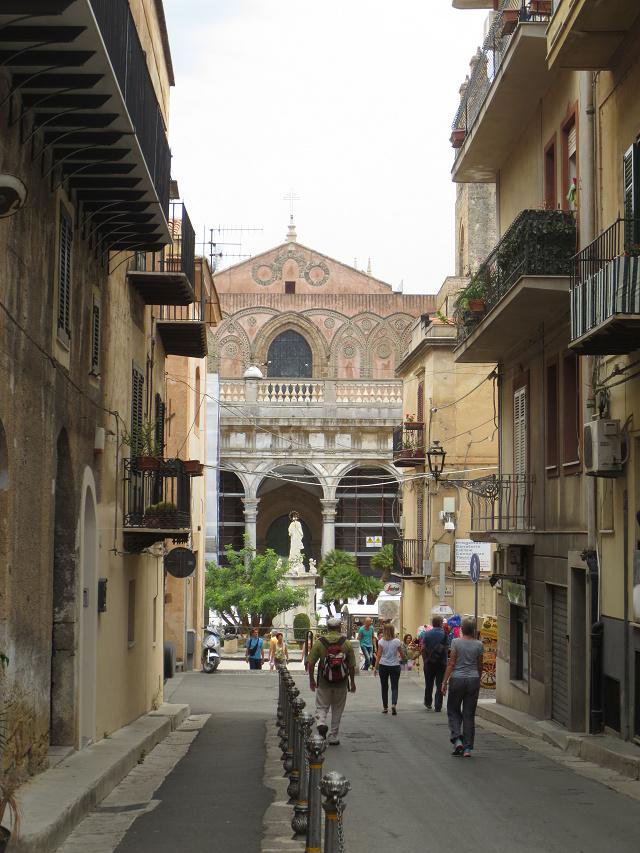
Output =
[
  {"x1": 252, "y1": 313, "x2": 329, "y2": 379},
  {"x1": 329, "y1": 322, "x2": 368, "y2": 379}
]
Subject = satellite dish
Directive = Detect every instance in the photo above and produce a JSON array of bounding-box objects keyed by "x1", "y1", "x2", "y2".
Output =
[
  {"x1": 0, "y1": 174, "x2": 27, "y2": 218},
  {"x1": 164, "y1": 547, "x2": 197, "y2": 579}
]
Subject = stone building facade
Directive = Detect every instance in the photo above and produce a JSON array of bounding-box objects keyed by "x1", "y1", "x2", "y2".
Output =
[{"x1": 208, "y1": 227, "x2": 436, "y2": 575}]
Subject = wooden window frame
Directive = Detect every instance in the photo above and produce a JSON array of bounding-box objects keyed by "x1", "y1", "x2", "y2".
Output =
[
  {"x1": 545, "y1": 356, "x2": 559, "y2": 478},
  {"x1": 57, "y1": 202, "x2": 73, "y2": 348},
  {"x1": 561, "y1": 106, "x2": 578, "y2": 214},
  {"x1": 544, "y1": 133, "x2": 557, "y2": 211},
  {"x1": 561, "y1": 350, "x2": 581, "y2": 473}
]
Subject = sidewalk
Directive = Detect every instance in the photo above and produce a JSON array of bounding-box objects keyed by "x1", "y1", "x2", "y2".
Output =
[
  {"x1": 476, "y1": 699, "x2": 640, "y2": 780},
  {"x1": 10, "y1": 703, "x2": 189, "y2": 853}
]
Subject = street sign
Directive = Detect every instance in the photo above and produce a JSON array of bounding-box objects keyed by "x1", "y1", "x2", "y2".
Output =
[
  {"x1": 470, "y1": 553, "x2": 481, "y2": 584},
  {"x1": 164, "y1": 547, "x2": 196, "y2": 578},
  {"x1": 455, "y1": 539, "x2": 492, "y2": 574},
  {"x1": 433, "y1": 543, "x2": 451, "y2": 563}
]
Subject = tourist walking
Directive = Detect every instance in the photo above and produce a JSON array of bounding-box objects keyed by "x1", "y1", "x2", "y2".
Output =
[
  {"x1": 400, "y1": 633, "x2": 417, "y2": 672},
  {"x1": 357, "y1": 616, "x2": 375, "y2": 671},
  {"x1": 422, "y1": 615, "x2": 449, "y2": 711},
  {"x1": 245, "y1": 627, "x2": 265, "y2": 670},
  {"x1": 268, "y1": 629, "x2": 279, "y2": 671},
  {"x1": 374, "y1": 623, "x2": 402, "y2": 715},
  {"x1": 308, "y1": 616, "x2": 356, "y2": 745},
  {"x1": 442, "y1": 616, "x2": 483, "y2": 757},
  {"x1": 273, "y1": 631, "x2": 288, "y2": 665}
]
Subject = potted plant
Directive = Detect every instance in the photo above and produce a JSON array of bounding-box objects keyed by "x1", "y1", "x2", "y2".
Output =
[
  {"x1": 500, "y1": 8, "x2": 520, "y2": 37},
  {"x1": 123, "y1": 419, "x2": 163, "y2": 471},
  {"x1": 403, "y1": 413, "x2": 421, "y2": 429},
  {"x1": 183, "y1": 460, "x2": 204, "y2": 477},
  {"x1": 450, "y1": 128, "x2": 466, "y2": 148},
  {"x1": 0, "y1": 776, "x2": 20, "y2": 851},
  {"x1": 530, "y1": 0, "x2": 551, "y2": 14},
  {"x1": 142, "y1": 501, "x2": 180, "y2": 529}
]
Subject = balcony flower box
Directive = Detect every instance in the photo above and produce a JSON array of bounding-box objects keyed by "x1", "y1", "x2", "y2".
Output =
[
  {"x1": 134, "y1": 455, "x2": 162, "y2": 472},
  {"x1": 183, "y1": 460, "x2": 204, "y2": 477},
  {"x1": 530, "y1": 0, "x2": 552, "y2": 14},
  {"x1": 142, "y1": 501, "x2": 181, "y2": 529},
  {"x1": 403, "y1": 421, "x2": 424, "y2": 430},
  {"x1": 500, "y1": 9, "x2": 519, "y2": 37},
  {"x1": 450, "y1": 128, "x2": 466, "y2": 148},
  {"x1": 394, "y1": 448, "x2": 424, "y2": 467},
  {"x1": 468, "y1": 298, "x2": 486, "y2": 314}
]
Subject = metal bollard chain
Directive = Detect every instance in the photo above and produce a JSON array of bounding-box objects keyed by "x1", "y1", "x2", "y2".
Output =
[{"x1": 336, "y1": 801, "x2": 346, "y2": 853}]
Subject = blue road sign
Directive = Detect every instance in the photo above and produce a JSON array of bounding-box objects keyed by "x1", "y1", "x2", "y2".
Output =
[{"x1": 470, "y1": 553, "x2": 481, "y2": 584}]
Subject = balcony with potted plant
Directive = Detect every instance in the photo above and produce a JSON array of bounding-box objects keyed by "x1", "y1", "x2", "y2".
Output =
[
  {"x1": 455, "y1": 208, "x2": 576, "y2": 363},
  {"x1": 392, "y1": 423, "x2": 426, "y2": 468},
  {"x1": 122, "y1": 456, "x2": 191, "y2": 552}
]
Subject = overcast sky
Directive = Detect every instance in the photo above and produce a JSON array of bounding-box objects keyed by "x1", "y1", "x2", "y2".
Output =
[{"x1": 164, "y1": 1, "x2": 487, "y2": 294}]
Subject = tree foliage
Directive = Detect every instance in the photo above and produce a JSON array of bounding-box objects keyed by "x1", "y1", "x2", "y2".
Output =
[
  {"x1": 318, "y1": 550, "x2": 383, "y2": 615},
  {"x1": 370, "y1": 544, "x2": 394, "y2": 582},
  {"x1": 205, "y1": 544, "x2": 307, "y2": 627}
]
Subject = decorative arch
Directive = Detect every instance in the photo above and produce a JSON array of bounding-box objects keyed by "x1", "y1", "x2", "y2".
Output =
[
  {"x1": 78, "y1": 466, "x2": 98, "y2": 748},
  {"x1": 329, "y1": 322, "x2": 368, "y2": 379},
  {"x1": 366, "y1": 325, "x2": 403, "y2": 381},
  {"x1": 214, "y1": 333, "x2": 251, "y2": 378},
  {"x1": 267, "y1": 329, "x2": 312, "y2": 378},
  {"x1": 253, "y1": 313, "x2": 329, "y2": 379}
]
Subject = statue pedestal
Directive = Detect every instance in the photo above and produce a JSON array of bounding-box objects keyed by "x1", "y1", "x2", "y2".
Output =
[{"x1": 273, "y1": 571, "x2": 318, "y2": 641}]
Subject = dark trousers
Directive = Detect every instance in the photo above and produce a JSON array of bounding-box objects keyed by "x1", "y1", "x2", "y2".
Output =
[
  {"x1": 378, "y1": 664, "x2": 401, "y2": 708},
  {"x1": 424, "y1": 662, "x2": 446, "y2": 710},
  {"x1": 447, "y1": 676, "x2": 480, "y2": 749},
  {"x1": 248, "y1": 658, "x2": 262, "y2": 670}
]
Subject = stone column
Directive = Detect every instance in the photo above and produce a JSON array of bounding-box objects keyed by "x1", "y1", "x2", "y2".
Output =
[
  {"x1": 243, "y1": 497, "x2": 260, "y2": 550},
  {"x1": 320, "y1": 499, "x2": 338, "y2": 557}
]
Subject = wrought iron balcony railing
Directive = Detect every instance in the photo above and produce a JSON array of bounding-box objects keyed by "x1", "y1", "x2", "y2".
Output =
[
  {"x1": 392, "y1": 423, "x2": 426, "y2": 468},
  {"x1": 570, "y1": 217, "x2": 640, "y2": 352},
  {"x1": 123, "y1": 458, "x2": 191, "y2": 538},
  {"x1": 392, "y1": 539, "x2": 429, "y2": 578},
  {"x1": 456, "y1": 209, "x2": 576, "y2": 343},
  {"x1": 451, "y1": 0, "x2": 553, "y2": 155},
  {"x1": 468, "y1": 474, "x2": 534, "y2": 533},
  {"x1": 133, "y1": 202, "x2": 196, "y2": 287},
  {"x1": 90, "y1": 0, "x2": 171, "y2": 213}
]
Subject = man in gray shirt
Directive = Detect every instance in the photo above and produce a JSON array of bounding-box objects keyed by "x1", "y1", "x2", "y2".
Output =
[{"x1": 442, "y1": 616, "x2": 484, "y2": 757}]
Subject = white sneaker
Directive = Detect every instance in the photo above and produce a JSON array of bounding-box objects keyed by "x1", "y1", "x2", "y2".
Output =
[{"x1": 328, "y1": 737, "x2": 340, "y2": 745}]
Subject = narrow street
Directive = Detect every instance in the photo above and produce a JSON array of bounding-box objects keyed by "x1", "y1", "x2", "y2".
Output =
[{"x1": 58, "y1": 666, "x2": 640, "y2": 853}]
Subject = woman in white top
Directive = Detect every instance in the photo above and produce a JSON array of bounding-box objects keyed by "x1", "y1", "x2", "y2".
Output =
[{"x1": 373, "y1": 623, "x2": 402, "y2": 715}]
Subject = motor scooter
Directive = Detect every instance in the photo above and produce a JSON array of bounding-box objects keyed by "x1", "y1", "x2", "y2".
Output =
[{"x1": 201, "y1": 625, "x2": 221, "y2": 673}]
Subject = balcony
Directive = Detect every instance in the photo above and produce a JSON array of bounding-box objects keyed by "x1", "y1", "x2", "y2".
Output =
[
  {"x1": 123, "y1": 458, "x2": 191, "y2": 552},
  {"x1": 547, "y1": 0, "x2": 640, "y2": 70},
  {"x1": 392, "y1": 423, "x2": 426, "y2": 469},
  {"x1": 570, "y1": 218, "x2": 640, "y2": 355},
  {"x1": 155, "y1": 250, "x2": 214, "y2": 358},
  {"x1": 128, "y1": 202, "x2": 196, "y2": 305},
  {"x1": 451, "y1": 1, "x2": 553, "y2": 182},
  {"x1": 0, "y1": 0, "x2": 171, "y2": 249},
  {"x1": 455, "y1": 209, "x2": 576, "y2": 363},
  {"x1": 453, "y1": 1, "x2": 496, "y2": 8},
  {"x1": 392, "y1": 539, "x2": 428, "y2": 579},
  {"x1": 468, "y1": 475, "x2": 535, "y2": 544},
  {"x1": 219, "y1": 379, "x2": 403, "y2": 409}
]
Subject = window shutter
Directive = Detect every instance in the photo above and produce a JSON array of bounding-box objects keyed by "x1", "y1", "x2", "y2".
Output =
[
  {"x1": 567, "y1": 125, "x2": 577, "y2": 158},
  {"x1": 154, "y1": 393, "x2": 165, "y2": 455},
  {"x1": 91, "y1": 299, "x2": 101, "y2": 374},
  {"x1": 57, "y1": 207, "x2": 72, "y2": 338},
  {"x1": 623, "y1": 144, "x2": 639, "y2": 245},
  {"x1": 416, "y1": 381, "x2": 424, "y2": 422},
  {"x1": 131, "y1": 366, "x2": 144, "y2": 454},
  {"x1": 513, "y1": 385, "x2": 528, "y2": 476}
]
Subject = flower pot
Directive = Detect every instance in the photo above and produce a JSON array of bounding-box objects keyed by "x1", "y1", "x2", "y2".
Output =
[
  {"x1": 134, "y1": 455, "x2": 161, "y2": 472},
  {"x1": 142, "y1": 512, "x2": 180, "y2": 529},
  {"x1": 403, "y1": 421, "x2": 423, "y2": 430},
  {"x1": 183, "y1": 460, "x2": 204, "y2": 477},
  {"x1": 450, "y1": 128, "x2": 466, "y2": 148},
  {"x1": 500, "y1": 9, "x2": 519, "y2": 36},
  {"x1": 0, "y1": 827, "x2": 10, "y2": 852},
  {"x1": 468, "y1": 298, "x2": 486, "y2": 314},
  {"x1": 530, "y1": 0, "x2": 551, "y2": 13}
]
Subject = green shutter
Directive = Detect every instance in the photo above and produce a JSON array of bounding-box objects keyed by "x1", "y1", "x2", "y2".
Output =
[{"x1": 623, "y1": 144, "x2": 639, "y2": 247}]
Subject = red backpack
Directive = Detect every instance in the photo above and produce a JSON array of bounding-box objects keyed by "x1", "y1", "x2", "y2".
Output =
[{"x1": 319, "y1": 637, "x2": 348, "y2": 683}]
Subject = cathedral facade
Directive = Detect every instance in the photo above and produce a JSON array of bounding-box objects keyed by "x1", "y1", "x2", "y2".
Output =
[{"x1": 207, "y1": 226, "x2": 436, "y2": 575}]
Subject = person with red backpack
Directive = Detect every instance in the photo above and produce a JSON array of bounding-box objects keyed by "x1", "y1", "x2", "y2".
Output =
[{"x1": 307, "y1": 616, "x2": 356, "y2": 745}]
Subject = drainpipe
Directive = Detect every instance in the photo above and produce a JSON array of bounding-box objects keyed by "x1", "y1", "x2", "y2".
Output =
[{"x1": 579, "y1": 70, "x2": 600, "y2": 733}]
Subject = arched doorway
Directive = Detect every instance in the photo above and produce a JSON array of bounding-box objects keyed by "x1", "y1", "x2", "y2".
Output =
[
  {"x1": 256, "y1": 466, "x2": 322, "y2": 566},
  {"x1": 267, "y1": 330, "x2": 312, "y2": 378},
  {"x1": 51, "y1": 430, "x2": 77, "y2": 747},
  {"x1": 79, "y1": 480, "x2": 98, "y2": 747},
  {"x1": 335, "y1": 466, "x2": 399, "y2": 576}
]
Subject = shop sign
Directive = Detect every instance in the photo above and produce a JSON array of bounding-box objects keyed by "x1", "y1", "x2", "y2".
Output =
[{"x1": 455, "y1": 539, "x2": 492, "y2": 574}]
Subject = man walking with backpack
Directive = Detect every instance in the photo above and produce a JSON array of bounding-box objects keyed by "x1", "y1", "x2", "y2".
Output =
[
  {"x1": 422, "y1": 615, "x2": 448, "y2": 711},
  {"x1": 308, "y1": 616, "x2": 356, "y2": 745}
]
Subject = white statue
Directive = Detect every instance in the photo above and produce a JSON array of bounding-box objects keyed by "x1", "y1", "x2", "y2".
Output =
[
  {"x1": 288, "y1": 511, "x2": 305, "y2": 574},
  {"x1": 308, "y1": 557, "x2": 317, "y2": 575}
]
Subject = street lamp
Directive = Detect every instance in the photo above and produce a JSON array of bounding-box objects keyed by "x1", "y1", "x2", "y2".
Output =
[{"x1": 426, "y1": 440, "x2": 446, "y2": 481}]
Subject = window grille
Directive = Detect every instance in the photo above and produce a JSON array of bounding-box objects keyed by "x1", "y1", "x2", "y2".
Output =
[
  {"x1": 57, "y1": 206, "x2": 72, "y2": 341},
  {"x1": 131, "y1": 366, "x2": 144, "y2": 452},
  {"x1": 267, "y1": 330, "x2": 312, "y2": 378},
  {"x1": 90, "y1": 298, "x2": 101, "y2": 374}
]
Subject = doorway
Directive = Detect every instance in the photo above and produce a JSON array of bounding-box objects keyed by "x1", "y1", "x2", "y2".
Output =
[
  {"x1": 551, "y1": 585, "x2": 569, "y2": 726},
  {"x1": 570, "y1": 568, "x2": 587, "y2": 731},
  {"x1": 79, "y1": 483, "x2": 98, "y2": 747}
]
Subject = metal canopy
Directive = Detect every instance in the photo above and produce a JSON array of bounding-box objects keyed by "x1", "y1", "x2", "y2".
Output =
[{"x1": 0, "y1": 0, "x2": 171, "y2": 251}]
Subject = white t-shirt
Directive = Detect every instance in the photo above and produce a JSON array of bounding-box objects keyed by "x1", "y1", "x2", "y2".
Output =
[{"x1": 378, "y1": 637, "x2": 402, "y2": 667}]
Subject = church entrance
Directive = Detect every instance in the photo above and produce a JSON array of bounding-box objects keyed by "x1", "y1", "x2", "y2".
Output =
[{"x1": 256, "y1": 466, "x2": 322, "y2": 567}]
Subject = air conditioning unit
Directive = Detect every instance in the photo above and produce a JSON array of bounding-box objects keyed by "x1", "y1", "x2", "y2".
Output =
[{"x1": 584, "y1": 419, "x2": 623, "y2": 478}]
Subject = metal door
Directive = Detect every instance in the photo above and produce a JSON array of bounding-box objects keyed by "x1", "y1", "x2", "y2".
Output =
[{"x1": 551, "y1": 586, "x2": 568, "y2": 726}]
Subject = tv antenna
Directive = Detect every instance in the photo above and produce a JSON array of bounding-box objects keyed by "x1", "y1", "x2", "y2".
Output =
[{"x1": 199, "y1": 225, "x2": 263, "y2": 272}]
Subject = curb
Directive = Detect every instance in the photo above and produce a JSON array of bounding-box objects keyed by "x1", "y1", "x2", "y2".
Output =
[
  {"x1": 11, "y1": 703, "x2": 190, "y2": 853},
  {"x1": 476, "y1": 701, "x2": 640, "y2": 781}
]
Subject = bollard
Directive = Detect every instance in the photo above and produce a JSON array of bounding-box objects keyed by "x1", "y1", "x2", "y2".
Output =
[
  {"x1": 291, "y1": 711, "x2": 314, "y2": 836},
  {"x1": 286, "y1": 695, "x2": 305, "y2": 800},
  {"x1": 280, "y1": 673, "x2": 293, "y2": 756},
  {"x1": 304, "y1": 733, "x2": 326, "y2": 853},
  {"x1": 276, "y1": 663, "x2": 287, "y2": 738},
  {"x1": 283, "y1": 681, "x2": 299, "y2": 772},
  {"x1": 321, "y1": 771, "x2": 350, "y2": 853}
]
